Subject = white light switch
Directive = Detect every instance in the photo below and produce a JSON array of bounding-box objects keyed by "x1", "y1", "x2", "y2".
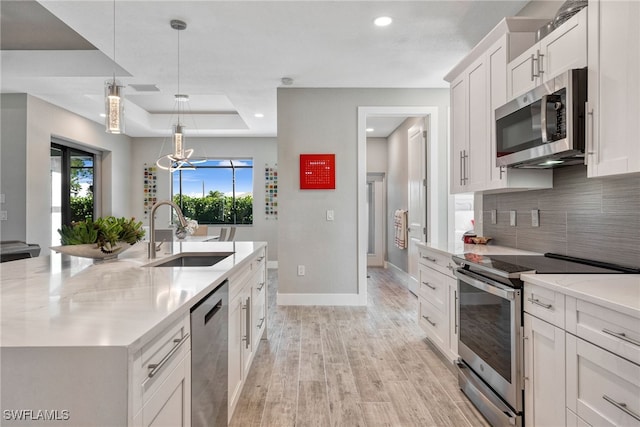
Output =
[
  {"x1": 0, "y1": 194, "x2": 5, "y2": 203},
  {"x1": 510, "y1": 210, "x2": 517, "y2": 226},
  {"x1": 326, "y1": 210, "x2": 334, "y2": 221},
  {"x1": 491, "y1": 209, "x2": 497, "y2": 225},
  {"x1": 297, "y1": 265, "x2": 305, "y2": 276},
  {"x1": 0, "y1": 211, "x2": 7, "y2": 221}
]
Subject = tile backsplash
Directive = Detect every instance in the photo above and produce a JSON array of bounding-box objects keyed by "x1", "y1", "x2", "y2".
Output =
[{"x1": 483, "y1": 166, "x2": 640, "y2": 268}]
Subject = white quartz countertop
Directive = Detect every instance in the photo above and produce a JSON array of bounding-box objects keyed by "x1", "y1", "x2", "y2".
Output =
[
  {"x1": 416, "y1": 241, "x2": 539, "y2": 257},
  {"x1": 522, "y1": 273, "x2": 640, "y2": 318},
  {"x1": 0, "y1": 241, "x2": 266, "y2": 351}
]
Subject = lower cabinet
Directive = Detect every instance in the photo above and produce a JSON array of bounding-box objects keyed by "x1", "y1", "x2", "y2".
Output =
[
  {"x1": 132, "y1": 314, "x2": 192, "y2": 427},
  {"x1": 523, "y1": 312, "x2": 566, "y2": 427},
  {"x1": 523, "y1": 281, "x2": 640, "y2": 427},
  {"x1": 416, "y1": 246, "x2": 458, "y2": 363},
  {"x1": 228, "y1": 248, "x2": 268, "y2": 421}
]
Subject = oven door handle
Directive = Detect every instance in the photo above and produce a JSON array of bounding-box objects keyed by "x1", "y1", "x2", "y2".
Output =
[{"x1": 454, "y1": 269, "x2": 517, "y2": 300}]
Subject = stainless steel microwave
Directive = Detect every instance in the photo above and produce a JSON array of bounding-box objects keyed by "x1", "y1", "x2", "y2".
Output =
[{"x1": 495, "y1": 68, "x2": 587, "y2": 168}]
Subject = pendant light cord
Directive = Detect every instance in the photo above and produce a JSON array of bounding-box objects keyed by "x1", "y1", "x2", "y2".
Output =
[{"x1": 112, "y1": 0, "x2": 116, "y2": 80}]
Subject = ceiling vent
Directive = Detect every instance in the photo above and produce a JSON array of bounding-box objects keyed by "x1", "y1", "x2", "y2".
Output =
[{"x1": 129, "y1": 84, "x2": 160, "y2": 92}]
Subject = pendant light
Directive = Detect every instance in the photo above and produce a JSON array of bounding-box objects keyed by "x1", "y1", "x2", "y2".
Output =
[
  {"x1": 156, "y1": 19, "x2": 198, "y2": 172},
  {"x1": 105, "y1": 0, "x2": 124, "y2": 134}
]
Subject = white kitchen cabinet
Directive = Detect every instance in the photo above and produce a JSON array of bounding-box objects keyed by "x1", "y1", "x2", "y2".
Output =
[
  {"x1": 566, "y1": 334, "x2": 640, "y2": 427},
  {"x1": 227, "y1": 248, "x2": 268, "y2": 421},
  {"x1": 508, "y1": 7, "x2": 587, "y2": 98},
  {"x1": 416, "y1": 246, "x2": 458, "y2": 362},
  {"x1": 446, "y1": 20, "x2": 552, "y2": 194},
  {"x1": 523, "y1": 312, "x2": 566, "y2": 427},
  {"x1": 586, "y1": 0, "x2": 640, "y2": 177},
  {"x1": 133, "y1": 315, "x2": 191, "y2": 427}
]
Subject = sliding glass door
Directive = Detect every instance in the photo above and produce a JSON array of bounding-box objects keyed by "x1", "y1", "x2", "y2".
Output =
[{"x1": 51, "y1": 144, "x2": 96, "y2": 245}]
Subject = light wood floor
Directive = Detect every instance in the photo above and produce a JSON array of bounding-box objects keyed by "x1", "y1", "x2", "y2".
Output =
[{"x1": 230, "y1": 267, "x2": 491, "y2": 427}]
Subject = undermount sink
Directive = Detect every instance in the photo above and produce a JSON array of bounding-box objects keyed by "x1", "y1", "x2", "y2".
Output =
[{"x1": 144, "y1": 252, "x2": 234, "y2": 268}]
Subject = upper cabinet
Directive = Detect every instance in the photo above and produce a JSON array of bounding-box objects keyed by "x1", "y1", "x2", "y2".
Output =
[
  {"x1": 508, "y1": 8, "x2": 588, "y2": 99},
  {"x1": 586, "y1": 0, "x2": 640, "y2": 177},
  {"x1": 445, "y1": 18, "x2": 553, "y2": 195}
]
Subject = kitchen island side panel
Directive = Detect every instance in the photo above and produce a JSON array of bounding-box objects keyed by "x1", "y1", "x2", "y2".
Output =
[{"x1": 1, "y1": 346, "x2": 128, "y2": 427}]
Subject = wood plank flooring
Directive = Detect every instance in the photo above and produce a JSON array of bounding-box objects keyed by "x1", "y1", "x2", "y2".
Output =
[{"x1": 230, "y1": 267, "x2": 490, "y2": 427}]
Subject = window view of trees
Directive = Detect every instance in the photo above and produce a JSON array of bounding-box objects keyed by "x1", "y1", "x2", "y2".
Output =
[
  {"x1": 172, "y1": 159, "x2": 253, "y2": 225},
  {"x1": 70, "y1": 157, "x2": 94, "y2": 223}
]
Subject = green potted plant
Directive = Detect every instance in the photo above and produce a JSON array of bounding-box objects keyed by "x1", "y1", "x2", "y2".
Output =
[{"x1": 52, "y1": 216, "x2": 145, "y2": 260}]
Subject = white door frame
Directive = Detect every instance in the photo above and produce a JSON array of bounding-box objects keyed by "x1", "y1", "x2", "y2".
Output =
[{"x1": 357, "y1": 106, "x2": 439, "y2": 304}]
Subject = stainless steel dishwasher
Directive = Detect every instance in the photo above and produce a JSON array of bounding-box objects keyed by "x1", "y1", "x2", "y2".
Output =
[{"x1": 191, "y1": 280, "x2": 228, "y2": 426}]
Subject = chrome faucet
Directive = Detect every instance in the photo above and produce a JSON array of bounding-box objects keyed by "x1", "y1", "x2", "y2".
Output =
[{"x1": 148, "y1": 200, "x2": 188, "y2": 259}]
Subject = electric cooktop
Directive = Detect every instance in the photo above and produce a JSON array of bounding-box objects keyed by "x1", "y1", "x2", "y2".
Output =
[{"x1": 452, "y1": 252, "x2": 640, "y2": 277}]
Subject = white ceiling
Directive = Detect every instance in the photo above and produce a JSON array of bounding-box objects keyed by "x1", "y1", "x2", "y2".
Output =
[{"x1": 0, "y1": 0, "x2": 530, "y2": 138}]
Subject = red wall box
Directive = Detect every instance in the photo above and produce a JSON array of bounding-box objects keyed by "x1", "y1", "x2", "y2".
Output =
[{"x1": 300, "y1": 154, "x2": 335, "y2": 189}]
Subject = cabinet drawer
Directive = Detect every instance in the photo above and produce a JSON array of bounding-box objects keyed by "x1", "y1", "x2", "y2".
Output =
[
  {"x1": 418, "y1": 264, "x2": 448, "y2": 312},
  {"x1": 132, "y1": 315, "x2": 191, "y2": 415},
  {"x1": 567, "y1": 334, "x2": 640, "y2": 427},
  {"x1": 567, "y1": 408, "x2": 592, "y2": 427},
  {"x1": 418, "y1": 247, "x2": 455, "y2": 277},
  {"x1": 252, "y1": 289, "x2": 267, "y2": 348},
  {"x1": 523, "y1": 282, "x2": 565, "y2": 328},
  {"x1": 566, "y1": 296, "x2": 640, "y2": 366},
  {"x1": 418, "y1": 298, "x2": 447, "y2": 350}
]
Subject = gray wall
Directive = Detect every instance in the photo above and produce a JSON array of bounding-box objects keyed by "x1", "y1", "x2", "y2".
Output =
[
  {"x1": 277, "y1": 88, "x2": 449, "y2": 301},
  {"x1": 483, "y1": 165, "x2": 640, "y2": 268}
]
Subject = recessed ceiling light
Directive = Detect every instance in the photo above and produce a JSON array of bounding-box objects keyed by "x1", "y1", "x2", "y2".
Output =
[
  {"x1": 366, "y1": 128, "x2": 374, "y2": 132},
  {"x1": 254, "y1": 113, "x2": 264, "y2": 118},
  {"x1": 374, "y1": 16, "x2": 392, "y2": 27},
  {"x1": 99, "y1": 113, "x2": 106, "y2": 118}
]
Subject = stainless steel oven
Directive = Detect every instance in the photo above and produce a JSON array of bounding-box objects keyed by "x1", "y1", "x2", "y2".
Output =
[{"x1": 454, "y1": 267, "x2": 524, "y2": 427}]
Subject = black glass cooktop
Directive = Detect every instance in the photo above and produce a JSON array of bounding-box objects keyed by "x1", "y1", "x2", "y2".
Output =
[{"x1": 453, "y1": 252, "x2": 640, "y2": 276}]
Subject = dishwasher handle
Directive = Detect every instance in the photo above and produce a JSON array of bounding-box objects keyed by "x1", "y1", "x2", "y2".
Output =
[{"x1": 204, "y1": 300, "x2": 223, "y2": 325}]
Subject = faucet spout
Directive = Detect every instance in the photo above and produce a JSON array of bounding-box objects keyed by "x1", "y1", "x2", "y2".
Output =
[{"x1": 148, "y1": 200, "x2": 188, "y2": 259}]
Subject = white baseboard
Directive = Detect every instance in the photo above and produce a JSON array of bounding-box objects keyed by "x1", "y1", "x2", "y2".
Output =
[{"x1": 277, "y1": 292, "x2": 367, "y2": 306}]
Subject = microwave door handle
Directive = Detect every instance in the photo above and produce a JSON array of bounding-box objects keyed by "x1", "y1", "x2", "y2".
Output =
[{"x1": 540, "y1": 94, "x2": 549, "y2": 143}]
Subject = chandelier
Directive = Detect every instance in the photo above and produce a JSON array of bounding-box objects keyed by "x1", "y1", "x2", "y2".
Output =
[
  {"x1": 105, "y1": 0, "x2": 124, "y2": 134},
  {"x1": 156, "y1": 19, "x2": 201, "y2": 172}
]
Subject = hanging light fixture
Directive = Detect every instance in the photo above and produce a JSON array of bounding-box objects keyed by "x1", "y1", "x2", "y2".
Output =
[
  {"x1": 105, "y1": 0, "x2": 124, "y2": 134},
  {"x1": 156, "y1": 19, "x2": 199, "y2": 172}
]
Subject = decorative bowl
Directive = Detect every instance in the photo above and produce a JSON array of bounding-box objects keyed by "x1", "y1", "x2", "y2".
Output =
[
  {"x1": 50, "y1": 241, "x2": 135, "y2": 260},
  {"x1": 471, "y1": 236, "x2": 492, "y2": 245}
]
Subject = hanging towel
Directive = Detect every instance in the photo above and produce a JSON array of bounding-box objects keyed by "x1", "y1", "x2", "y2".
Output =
[{"x1": 394, "y1": 209, "x2": 408, "y2": 249}]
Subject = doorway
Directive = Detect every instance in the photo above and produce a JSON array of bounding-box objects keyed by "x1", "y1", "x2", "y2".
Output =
[
  {"x1": 50, "y1": 142, "x2": 99, "y2": 246},
  {"x1": 358, "y1": 106, "x2": 441, "y2": 303}
]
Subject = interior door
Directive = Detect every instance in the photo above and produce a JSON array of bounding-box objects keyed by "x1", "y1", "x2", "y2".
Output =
[
  {"x1": 366, "y1": 174, "x2": 385, "y2": 267},
  {"x1": 407, "y1": 121, "x2": 427, "y2": 294}
]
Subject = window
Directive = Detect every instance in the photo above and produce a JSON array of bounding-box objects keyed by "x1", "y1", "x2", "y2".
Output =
[
  {"x1": 51, "y1": 143, "x2": 97, "y2": 245},
  {"x1": 172, "y1": 159, "x2": 253, "y2": 225}
]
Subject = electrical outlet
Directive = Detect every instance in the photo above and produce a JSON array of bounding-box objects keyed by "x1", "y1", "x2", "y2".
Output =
[
  {"x1": 531, "y1": 209, "x2": 540, "y2": 227},
  {"x1": 297, "y1": 265, "x2": 305, "y2": 276},
  {"x1": 0, "y1": 193, "x2": 5, "y2": 203},
  {"x1": 326, "y1": 210, "x2": 334, "y2": 221},
  {"x1": 510, "y1": 210, "x2": 517, "y2": 226},
  {"x1": 491, "y1": 209, "x2": 497, "y2": 225}
]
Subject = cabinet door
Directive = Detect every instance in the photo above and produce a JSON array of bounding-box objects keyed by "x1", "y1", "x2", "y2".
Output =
[
  {"x1": 524, "y1": 314, "x2": 566, "y2": 427},
  {"x1": 487, "y1": 36, "x2": 508, "y2": 188},
  {"x1": 448, "y1": 279, "x2": 459, "y2": 360},
  {"x1": 466, "y1": 57, "x2": 489, "y2": 191},
  {"x1": 507, "y1": 44, "x2": 539, "y2": 98},
  {"x1": 140, "y1": 352, "x2": 191, "y2": 427},
  {"x1": 541, "y1": 8, "x2": 587, "y2": 81},
  {"x1": 228, "y1": 293, "x2": 244, "y2": 412},
  {"x1": 450, "y1": 76, "x2": 467, "y2": 194},
  {"x1": 587, "y1": 0, "x2": 640, "y2": 177}
]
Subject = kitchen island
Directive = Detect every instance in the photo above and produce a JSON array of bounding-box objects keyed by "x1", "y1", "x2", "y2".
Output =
[{"x1": 0, "y1": 240, "x2": 267, "y2": 426}]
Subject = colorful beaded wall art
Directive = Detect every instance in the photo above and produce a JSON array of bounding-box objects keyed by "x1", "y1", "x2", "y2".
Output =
[
  {"x1": 143, "y1": 164, "x2": 157, "y2": 218},
  {"x1": 265, "y1": 164, "x2": 278, "y2": 219}
]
